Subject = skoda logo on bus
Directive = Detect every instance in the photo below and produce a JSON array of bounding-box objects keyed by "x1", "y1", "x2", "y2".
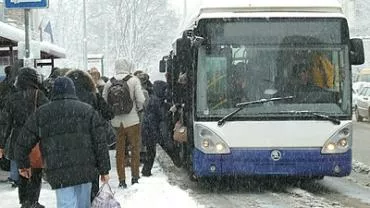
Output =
[{"x1": 271, "y1": 150, "x2": 282, "y2": 161}]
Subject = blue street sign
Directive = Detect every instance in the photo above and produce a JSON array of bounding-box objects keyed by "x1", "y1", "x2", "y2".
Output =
[{"x1": 4, "y1": 0, "x2": 48, "y2": 9}]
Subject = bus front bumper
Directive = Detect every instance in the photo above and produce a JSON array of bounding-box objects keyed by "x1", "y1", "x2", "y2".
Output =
[{"x1": 192, "y1": 148, "x2": 352, "y2": 177}]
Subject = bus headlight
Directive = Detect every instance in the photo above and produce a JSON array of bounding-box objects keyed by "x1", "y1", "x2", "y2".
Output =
[
  {"x1": 321, "y1": 123, "x2": 352, "y2": 154},
  {"x1": 195, "y1": 124, "x2": 230, "y2": 154}
]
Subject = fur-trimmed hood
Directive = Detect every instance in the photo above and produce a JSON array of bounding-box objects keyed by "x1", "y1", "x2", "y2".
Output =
[{"x1": 65, "y1": 69, "x2": 96, "y2": 93}]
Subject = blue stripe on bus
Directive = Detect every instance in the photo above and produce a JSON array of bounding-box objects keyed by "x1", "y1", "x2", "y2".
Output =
[{"x1": 192, "y1": 148, "x2": 352, "y2": 177}]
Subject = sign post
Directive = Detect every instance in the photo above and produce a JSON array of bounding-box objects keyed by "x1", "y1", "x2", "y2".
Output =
[
  {"x1": 4, "y1": 0, "x2": 48, "y2": 9},
  {"x1": 4, "y1": 0, "x2": 49, "y2": 67}
]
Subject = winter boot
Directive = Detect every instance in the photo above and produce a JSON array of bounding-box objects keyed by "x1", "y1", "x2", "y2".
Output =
[
  {"x1": 31, "y1": 202, "x2": 45, "y2": 208},
  {"x1": 8, "y1": 177, "x2": 18, "y2": 188},
  {"x1": 20, "y1": 201, "x2": 32, "y2": 208},
  {"x1": 118, "y1": 180, "x2": 127, "y2": 188},
  {"x1": 141, "y1": 171, "x2": 152, "y2": 177},
  {"x1": 131, "y1": 177, "x2": 139, "y2": 185}
]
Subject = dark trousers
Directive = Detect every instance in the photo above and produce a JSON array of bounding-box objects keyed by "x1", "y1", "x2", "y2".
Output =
[
  {"x1": 142, "y1": 139, "x2": 179, "y2": 174},
  {"x1": 91, "y1": 175, "x2": 99, "y2": 202},
  {"x1": 142, "y1": 145, "x2": 156, "y2": 174},
  {"x1": 18, "y1": 168, "x2": 42, "y2": 205}
]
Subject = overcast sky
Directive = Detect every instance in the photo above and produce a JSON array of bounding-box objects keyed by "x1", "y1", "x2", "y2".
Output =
[{"x1": 169, "y1": 0, "x2": 202, "y2": 16}]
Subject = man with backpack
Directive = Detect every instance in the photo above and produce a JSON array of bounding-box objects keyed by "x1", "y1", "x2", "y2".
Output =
[{"x1": 103, "y1": 59, "x2": 145, "y2": 188}]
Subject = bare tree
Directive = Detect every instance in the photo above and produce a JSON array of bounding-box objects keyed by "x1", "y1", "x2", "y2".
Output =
[{"x1": 42, "y1": 0, "x2": 179, "y2": 75}]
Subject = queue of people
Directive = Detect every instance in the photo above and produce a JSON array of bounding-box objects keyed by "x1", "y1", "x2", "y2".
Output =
[{"x1": 0, "y1": 58, "x2": 177, "y2": 208}]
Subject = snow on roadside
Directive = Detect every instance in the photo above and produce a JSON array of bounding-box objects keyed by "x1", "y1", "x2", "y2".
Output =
[
  {"x1": 0, "y1": 150, "x2": 203, "y2": 208},
  {"x1": 286, "y1": 188, "x2": 344, "y2": 208},
  {"x1": 352, "y1": 160, "x2": 370, "y2": 175},
  {"x1": 111, "y1": 152, "x2": 204, "y2": 208}
]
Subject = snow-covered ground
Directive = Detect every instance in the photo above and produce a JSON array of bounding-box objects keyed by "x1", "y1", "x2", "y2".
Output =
[
  {"x1": 1, "y1": 149, "x2": 370, "y2": 208},
  {"x1": 0, "y1": 150, "x2": 203, "y2": 208}
]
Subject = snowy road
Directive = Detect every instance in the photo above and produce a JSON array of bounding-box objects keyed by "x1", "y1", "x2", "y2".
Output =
[
  {"x1": 352, "y1": 120, "x2": 370, "y2": 167},
  {"x1": 157, "y1": 149, "x2": 370, "y2": 208},
  {"x1": 1, "y1": 149, "x2": 370, "y2": 208}
]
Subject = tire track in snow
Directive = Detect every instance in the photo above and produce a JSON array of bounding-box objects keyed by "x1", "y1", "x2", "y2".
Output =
[
  {"x1": 156, "y1": 148, "x2": 351, "y2": 208},
  {"x1": 285, "y1": 187, "x2": 348, "y2": 208}
]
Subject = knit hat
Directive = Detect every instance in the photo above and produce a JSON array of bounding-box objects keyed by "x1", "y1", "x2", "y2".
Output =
[{"x1": 52, "y1": 76, "x2": 76, "y2": 96}]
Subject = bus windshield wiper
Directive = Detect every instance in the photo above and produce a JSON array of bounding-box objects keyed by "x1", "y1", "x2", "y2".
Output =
[
  {"x1": 278, "y1": 111, "x2": 341, "y2": 125},
  {"x1": 217, "y1": 96, "x2": 294, "y2": 127}
]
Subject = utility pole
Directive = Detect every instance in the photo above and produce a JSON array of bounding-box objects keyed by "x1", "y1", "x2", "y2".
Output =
[
  {"x1": 24, "y1": 9, "x2": 33, "y2": 67},
  {"x1": 183, "y1": 0, "x2": 187, "y2": 21},
  {"x1": 82, "y1": 0, "x2": 88, "y2": 71}
]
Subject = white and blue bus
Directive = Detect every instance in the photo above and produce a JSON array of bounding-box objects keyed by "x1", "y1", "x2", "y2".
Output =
[{"x1": 159, "y1": 0, "x2": 364, "y2": 180}]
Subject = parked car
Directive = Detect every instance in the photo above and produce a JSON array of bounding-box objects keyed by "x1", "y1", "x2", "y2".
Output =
[{"x1": 355, "y1": 84, "x2": 370, "y2": 122}]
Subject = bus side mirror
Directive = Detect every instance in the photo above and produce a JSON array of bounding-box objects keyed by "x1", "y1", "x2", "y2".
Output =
[
  {"x1": 350, "y1": 38, "x2": 365, "y2": 65},
  {"x1": 159, "y1": 60, "x2": 166, "y2": 73}
]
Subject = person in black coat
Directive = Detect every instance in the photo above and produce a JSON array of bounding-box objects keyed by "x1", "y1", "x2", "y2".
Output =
[
  {"x1": 65, "y1": 69, "x2": 115, "y2": 201},
  {"x1": 14, "y1": 76, "x2": 111, "y2": 208},
  {"x1": 0, "y1": 67, "x2": 49, "y2": 208},
  {"x1": 141, "y1": 80, "x2": 180, "y2": 176}
]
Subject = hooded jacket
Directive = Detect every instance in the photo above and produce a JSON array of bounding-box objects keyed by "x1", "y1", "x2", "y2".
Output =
[
  {"x1": 102, "y1": 59, "x2": 145, "y2": 128},
  {"x1": 141, "y1": 81, "x2": 168, "y2": 147},
  {"x1": 14, "y1": 77, "x2": 111, "y2": 189},
  {"x1": 0, "y1": 67, "x2": 49, "y2": 160},
  {"x1": 66, "y1": 69, "x2": 114, "y2": 120}
]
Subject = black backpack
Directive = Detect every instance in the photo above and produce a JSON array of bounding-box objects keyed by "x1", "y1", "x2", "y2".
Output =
[{"x1": 107, "y1": 76, "x2": 133, "y2": 115}]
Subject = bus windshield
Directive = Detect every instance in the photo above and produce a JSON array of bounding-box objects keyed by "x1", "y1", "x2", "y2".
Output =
[{"x1": 195, "y1": 18, "x2": 351, "y2": 120}]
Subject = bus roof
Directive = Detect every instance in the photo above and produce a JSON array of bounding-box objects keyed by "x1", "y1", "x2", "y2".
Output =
[
  {"x1": 182, "y1": 0, "x2": 345, "y2": 30},
  {"x1": 199, "y1": 0, "x2": 342, "y2": 13}
]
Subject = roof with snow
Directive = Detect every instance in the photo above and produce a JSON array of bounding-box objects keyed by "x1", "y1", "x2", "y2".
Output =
[
  {"x1": 0, "y1": 21, "x2": 66, "y2": 59},
  {"x1": 184, "y1": 0, "x2": 345, "y2": 30},
  {"x1": 199, "y1": 0, "x2": 342, "y2": 13}
]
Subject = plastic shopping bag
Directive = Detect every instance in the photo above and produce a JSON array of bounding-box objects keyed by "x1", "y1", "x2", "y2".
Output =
[{"x1": 92, "y1": 183, "x2": 121, "y2": 208}]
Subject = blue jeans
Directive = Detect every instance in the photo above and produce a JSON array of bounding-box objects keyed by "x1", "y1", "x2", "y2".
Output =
[
  {"x1": 55, "y1": 183, "x2": 92, "y2": 208},
  {"x1": 9, "y1": 160, "x2": 19, "y2": 182}
]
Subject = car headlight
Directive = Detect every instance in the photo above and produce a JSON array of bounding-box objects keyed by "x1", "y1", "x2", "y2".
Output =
[
  {"x1": 195, "y1": 124, "x2": 230, "y2": 154},
  {"x1": 321, "y1": 123, "x2": 352, "y2": 154}
]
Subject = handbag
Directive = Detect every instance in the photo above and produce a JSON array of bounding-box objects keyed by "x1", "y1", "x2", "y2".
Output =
[
  {"x1": 173, "y1": 121, "x2": 187, "y2": 143},
  {"x1": 92, "y1": 183, "x2": 121, "y2": 208},
  {"x1": 173, "y1": 108, "x2": 187, "y2": 143},
  {"x1": 29, "y1": 90, "x2": 43, "y2": 168},
  {"x1": 29, "y1": 143, "x2": 43, "y2": 168}
]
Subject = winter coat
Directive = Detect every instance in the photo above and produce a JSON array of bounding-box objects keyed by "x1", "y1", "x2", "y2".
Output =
[
  {"x1": 102, "y1": 72, "x2": 145, "y2": 128},
  {"x1": 0, "y1": 77, "x2": 14, "y2": 110},
  {"x1": 0, "y1": 68, "x2": 49, "y2": 160},
  {"x1": 66, "y1": 70, "x2": 115, "y2": 145},
  {"x1": 66, "y1": 70, "x2": 114, "y2": 120},
  {"x1": 14, "y1": 77, "x2": 111, "y2": 190},
  {"x1": 141, "y1": 81, "x2": 168, "y2": 147}
]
